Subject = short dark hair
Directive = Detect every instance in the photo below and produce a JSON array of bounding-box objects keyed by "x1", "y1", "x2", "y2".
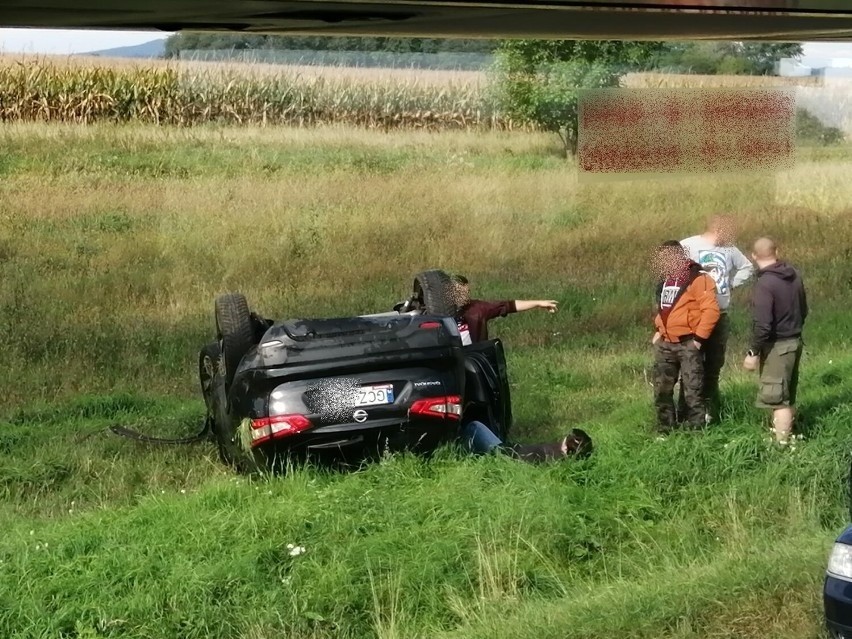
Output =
[
  {"x1": 452, "y1": 274, "x2": 469, "y2": 285},
  {"x1": 657, "y1": 240, "x2": 686, "y2": 258}
]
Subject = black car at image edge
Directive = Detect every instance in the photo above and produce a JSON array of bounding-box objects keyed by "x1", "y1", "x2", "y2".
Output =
[{"x1": 824, "y1": 462, "x2": 852, "y2": 638}]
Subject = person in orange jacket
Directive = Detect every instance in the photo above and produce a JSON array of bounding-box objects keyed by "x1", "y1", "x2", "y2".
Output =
[{"x1": 651, "y1": 240, "x2": 721, "y2": 432}]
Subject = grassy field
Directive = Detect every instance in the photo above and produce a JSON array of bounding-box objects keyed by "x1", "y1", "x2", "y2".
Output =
[{"x1": 1, "y1": 122, "x2": 852, "y2": 638}]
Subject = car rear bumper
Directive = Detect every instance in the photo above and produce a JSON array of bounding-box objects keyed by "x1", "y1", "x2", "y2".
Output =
[
  {"x1": 825, "y1": 575, "x2": 852, "y2": 637},
  {"x1": 260, "y1": 417, "x2": 459, "y2": 454}
]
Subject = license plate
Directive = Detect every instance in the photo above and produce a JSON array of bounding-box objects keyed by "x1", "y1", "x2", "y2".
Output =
[{"x1": 354, "y1": 384, "x2": 394, "y2": 407}]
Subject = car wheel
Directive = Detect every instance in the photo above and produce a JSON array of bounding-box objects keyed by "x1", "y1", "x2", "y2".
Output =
[
  {"x1": 214, "y1": 292, "x2": 255, "y2": 390},
  {"x1": 413, "y1": 269, "x2": 458, "y2": 317}
]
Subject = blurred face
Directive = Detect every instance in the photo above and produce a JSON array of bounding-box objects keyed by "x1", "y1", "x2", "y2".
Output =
[
  {"x1": 713, "y1": 217, "x2": 737, "y2": 247},
  {"x1": 653, "y1": 246, "x2": 687, "y2": 279},
  {"x1": 452, "y1": 281, "x2": 471, "y2": 309}
]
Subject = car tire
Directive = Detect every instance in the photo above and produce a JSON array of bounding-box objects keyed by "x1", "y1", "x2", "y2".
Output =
[
  {"x1": 413, "y1": 269, "x2": 458, "y2": 317},
  {"x1": 214, "y1": 292, "x2": 255, "y2": 390}
]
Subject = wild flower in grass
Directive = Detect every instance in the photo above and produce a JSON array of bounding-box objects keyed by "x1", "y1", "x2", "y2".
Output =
[{"x1": 287, "y1": 543, "x2": 306, "y2": 557}]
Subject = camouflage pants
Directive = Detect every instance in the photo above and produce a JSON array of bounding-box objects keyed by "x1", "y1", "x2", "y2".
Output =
[
  {"x1": 678, "y1": 313, "x2": 729, "y2": 423},
  {"x1": 654, "y1": 340, "x2": 706, "y2": 429}
]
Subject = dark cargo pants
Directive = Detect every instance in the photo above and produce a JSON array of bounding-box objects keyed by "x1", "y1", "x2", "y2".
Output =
[
  {"x1": 678, "y1": 313, "x2": 729, "y2": 424},
  {"x1": 654, "y1": 339, "x2": 706, "y2": 430}
]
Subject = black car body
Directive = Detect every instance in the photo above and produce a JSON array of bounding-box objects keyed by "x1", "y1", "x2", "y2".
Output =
[
  {"x1": 200, "y1": 270, "x2": 512, "y2": 472},
  {"x1": 824, "y1": 461, "x2": 852, "y2": 638},
  {"x1": 826, "y1": 523, "x2": 852, "y2": 638}
]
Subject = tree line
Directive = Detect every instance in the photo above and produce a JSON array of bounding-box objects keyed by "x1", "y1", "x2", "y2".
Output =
[
  {"x1": 164, "y1": 33, "x2": 801, "y2": 77},
  {"x1": 164, "y1": 34, "x2": 498, "y2": 57},
  {"x1": 163, "y1": 35, "x2": 811, "y2": 156}
]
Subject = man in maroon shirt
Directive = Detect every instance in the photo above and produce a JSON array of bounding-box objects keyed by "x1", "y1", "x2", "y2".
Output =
[{"x1": 451, "y1": 274, "x2": 558, "y2": 344}]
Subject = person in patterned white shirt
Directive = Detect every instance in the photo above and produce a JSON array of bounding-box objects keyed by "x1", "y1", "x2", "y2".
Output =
[
  {"x1": 449, "y1": 274, "x2": 558, "y2": 345},
  {"x1": 680, "y1": 214, "x2": 755, "y2": 424}
]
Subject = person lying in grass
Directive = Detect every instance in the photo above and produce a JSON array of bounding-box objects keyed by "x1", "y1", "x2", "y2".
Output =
[
  {"x1": 459, "y1": 419, "x2": 593, "y2": 463},
  {"x1": 450, "y1": 274, "x2": 558, "y2": 345}
]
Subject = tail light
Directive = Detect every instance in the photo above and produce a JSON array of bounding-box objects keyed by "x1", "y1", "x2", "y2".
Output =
[
  {"x1": 409, "y1": 395, "x2": 462, "y2": 420},
  {"x1": 250, "y1": 414, "x2": 312, "y2": 446},
  {"x1": 419, "y1": 321, "x2": 442, "y2": 329}
]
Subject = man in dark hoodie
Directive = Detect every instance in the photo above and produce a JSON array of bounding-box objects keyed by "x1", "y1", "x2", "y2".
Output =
[
  {"x1": 651, "y1": 240, "x2": 721, "y2": 432},
  {"x1": 742, "y1": 237, "x2": 808, "y2": 445}
]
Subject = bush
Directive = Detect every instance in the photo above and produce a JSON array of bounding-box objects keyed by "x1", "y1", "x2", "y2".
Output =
[{"x1": 796, "y1": 108, "x2": 846, "y2": 146}]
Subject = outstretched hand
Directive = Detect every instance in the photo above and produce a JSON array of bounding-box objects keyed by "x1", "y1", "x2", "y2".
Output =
[{"x1": 515, "y1": 300, "x2": 560, "y2": 313}]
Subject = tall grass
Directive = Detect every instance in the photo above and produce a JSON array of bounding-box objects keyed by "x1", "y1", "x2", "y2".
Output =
[
  {"x1": 1, "y1": 123, "x2": 851, "y2": 638},
  {"x1": 0, "y1": 122, "x2": 850, "y2": 406}
]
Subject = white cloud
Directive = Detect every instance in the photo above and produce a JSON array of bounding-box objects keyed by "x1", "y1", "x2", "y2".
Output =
[{"x1": 801, "y1": 42, "x2": 852, "y2": 64}]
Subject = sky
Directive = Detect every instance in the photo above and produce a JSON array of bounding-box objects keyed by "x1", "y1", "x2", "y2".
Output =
[
  {"x1": 0, "y1": 29, "x2": 171, "y2": 55},
  {"x1": 0, "y1": 28, "x2": 851, "y2": 61}
]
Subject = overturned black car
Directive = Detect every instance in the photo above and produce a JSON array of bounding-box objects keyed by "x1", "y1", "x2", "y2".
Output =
[{"x1": 199, "y1": 270, "x2": 513, "y2": 472}]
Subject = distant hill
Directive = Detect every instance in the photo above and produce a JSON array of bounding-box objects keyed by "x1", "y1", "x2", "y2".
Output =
[{"x1": 86, "y1": 39, "x2": 166, "y2": 59}]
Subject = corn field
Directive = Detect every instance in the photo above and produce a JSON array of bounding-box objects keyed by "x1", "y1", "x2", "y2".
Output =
[
  {"x1": 0, "y1": 56, "x2": 848, "y2": 133},
  {"x1": 0, "y1": 57, "x2": 515, "y2": 130}
]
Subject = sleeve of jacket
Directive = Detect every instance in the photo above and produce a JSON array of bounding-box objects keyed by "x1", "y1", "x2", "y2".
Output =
[
  {"x1": 730, "y1": 247, "x2": 756, "y2": 288},
  {"x1": 693, "y1": 274, "x2": 721, "y2": 342},
  {"x1": 750, "y1": 279, "x2": 775, "y2": 353},
  {"x1": 471, "y1": 300, "x2": 517, "y2": 322}
]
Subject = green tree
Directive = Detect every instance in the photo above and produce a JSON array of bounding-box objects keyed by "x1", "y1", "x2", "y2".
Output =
[
  {"x1": 643, "y1": 41, "x2": 803, "y2": 75},
  {"x1": 491, "y1": 40, "x2": 667, "y2": 157},
  {"x1": 736, "y1": 42, "x2": 803, "y2": 75},
  {"x1": 163, "y1": 32, "x2": 499, "y2": 58}
]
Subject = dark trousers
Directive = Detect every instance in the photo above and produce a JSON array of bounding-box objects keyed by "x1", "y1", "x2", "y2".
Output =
[
  {"x1": 654, "y1": 339, "x2": 705, "y2": 429},
  {"x1": 678, "y1": 313, "x2": 729, "y2": 423}
]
